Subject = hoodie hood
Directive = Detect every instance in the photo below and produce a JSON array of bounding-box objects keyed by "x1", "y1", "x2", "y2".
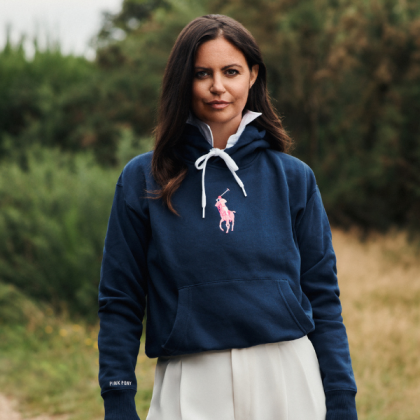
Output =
[
  {"x1": 175, "y1": 122, "x2": 270, "y2": 218},
  {"x1": 177, "y1": 123, "x2": 269, "y2": 167}
]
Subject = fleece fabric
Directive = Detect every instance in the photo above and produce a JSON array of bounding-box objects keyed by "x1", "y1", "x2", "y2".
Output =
[{"x1": 98, "y1": 121, "x2": 358, "y2": 420}]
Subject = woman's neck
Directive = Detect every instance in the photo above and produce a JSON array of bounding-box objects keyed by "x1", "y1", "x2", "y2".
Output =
[{"x1": 207, "y1": 113, "x2": 242, "y2": 149}]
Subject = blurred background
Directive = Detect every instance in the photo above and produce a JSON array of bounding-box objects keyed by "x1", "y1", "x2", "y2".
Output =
[{"x1": 0, "y1": 0, "x2": 419, "y2": 419}]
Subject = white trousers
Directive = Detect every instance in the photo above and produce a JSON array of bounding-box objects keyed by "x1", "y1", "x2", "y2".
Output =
[{"x1": 146, "y1": 335, "x2": 327, "y2": 420}]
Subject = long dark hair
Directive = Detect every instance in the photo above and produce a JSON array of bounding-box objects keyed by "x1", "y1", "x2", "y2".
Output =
[{"x1": 148, "y1": 14, "x2": 293, "y2": 216}]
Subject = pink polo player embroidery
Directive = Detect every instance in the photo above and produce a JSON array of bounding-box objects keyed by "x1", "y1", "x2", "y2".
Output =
[{"x1": 215, "y1": 188, "x2": 236, "y2": 233}]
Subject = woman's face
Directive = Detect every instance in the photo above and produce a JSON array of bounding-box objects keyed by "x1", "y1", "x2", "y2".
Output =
[{"x1": 191, "y1": 36, "x2": 259, "y2": 129}]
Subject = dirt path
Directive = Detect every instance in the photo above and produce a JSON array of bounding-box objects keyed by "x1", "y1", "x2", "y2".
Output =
[{"x1": 0, "y1": 394, "x2": 69, "y2": 420}]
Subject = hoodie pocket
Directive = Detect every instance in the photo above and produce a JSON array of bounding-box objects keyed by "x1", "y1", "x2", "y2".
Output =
[{"x1": 161, "y1": 278, "x2": 314, "y2": 356}]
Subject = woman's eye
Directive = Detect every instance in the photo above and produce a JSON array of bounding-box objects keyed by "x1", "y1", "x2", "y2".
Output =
[
  {"x1": 226, "y1": 69, "x2": 239, "y2": 76},
  {"x1": 195, "y1": 71, "x2": 208, "y2": 78}
]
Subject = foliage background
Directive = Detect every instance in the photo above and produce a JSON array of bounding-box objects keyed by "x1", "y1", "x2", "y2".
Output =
[{"x1": 2, "y1": 0, "x2": 420, "y2": 234}]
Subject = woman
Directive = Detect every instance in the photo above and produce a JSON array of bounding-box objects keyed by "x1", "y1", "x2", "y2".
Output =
[{"x1": 98, "y1": 14, "x2": 358, "y2": 420}]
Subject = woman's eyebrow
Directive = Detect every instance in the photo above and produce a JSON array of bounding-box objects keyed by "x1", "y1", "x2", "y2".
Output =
[{"x1": 194, "y1": 64, "x2": 244, "y2": 70}]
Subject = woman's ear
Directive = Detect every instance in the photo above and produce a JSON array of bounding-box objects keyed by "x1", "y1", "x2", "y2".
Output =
[{"x1": 250, "y1": 64, "x2": 259, "y2": 88}]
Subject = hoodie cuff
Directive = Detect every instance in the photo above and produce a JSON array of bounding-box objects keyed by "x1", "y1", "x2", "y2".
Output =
[
  {"x1": 102, "y1": 389, "x2": 140, "y2": 420},
  {"x1": 325, "y1": 390, "x2": 358, "y2": 420}
]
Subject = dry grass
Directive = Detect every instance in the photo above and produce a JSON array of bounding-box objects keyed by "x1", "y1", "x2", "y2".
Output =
[{"x1": 332, "y1": 226, "x2": 420, "y2": 420}]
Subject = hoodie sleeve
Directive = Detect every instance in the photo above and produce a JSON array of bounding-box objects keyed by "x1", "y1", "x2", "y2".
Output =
[
  {"x1": 295, "y1": 167, "x2": 358, "y2": 420},
  {"x1": 98, "y1": 168, "x2": 151, "y2": 420}
]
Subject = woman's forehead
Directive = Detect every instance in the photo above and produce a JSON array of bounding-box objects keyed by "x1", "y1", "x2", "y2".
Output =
[{"x1": 194, "y1": 38, "x2": 246, "y2": 67}]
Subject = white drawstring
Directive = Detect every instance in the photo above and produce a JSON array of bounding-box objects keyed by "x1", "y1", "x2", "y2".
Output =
[{"x1": 195, "y1": 148, "x2": 247, "y2": 218}]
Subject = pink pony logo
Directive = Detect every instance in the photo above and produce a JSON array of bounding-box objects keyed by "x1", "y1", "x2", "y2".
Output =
[{"x1": 215, "y1": 188, "x2": 236, "y2": 233}]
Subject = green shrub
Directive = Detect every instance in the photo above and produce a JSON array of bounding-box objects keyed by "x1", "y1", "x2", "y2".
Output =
[
  {"x1": 0, "y1": 282, "x2": 45, "y2": 326},
  {"x1": 0, "y1": 146, "x2": 121, "y2": 321}
]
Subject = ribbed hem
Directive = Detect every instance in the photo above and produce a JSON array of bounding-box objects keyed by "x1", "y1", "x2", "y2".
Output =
[
  {"x1": 325, "y1": 390, "x2": 358, "y2": 420},
  {"x1": 102, "y1": 389, "x2": 140, "y2": 420}
]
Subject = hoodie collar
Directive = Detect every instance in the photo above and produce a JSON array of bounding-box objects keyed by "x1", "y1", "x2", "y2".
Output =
[
  {"x1": 176, "y1": 111, "x2": 270, "y2": 218},
  {"x1": 177, "y1": 113, "x2": 269, "y2": 168},
  {"x1": 186, "y1": 109, "x2": 262, "y2": 149}
]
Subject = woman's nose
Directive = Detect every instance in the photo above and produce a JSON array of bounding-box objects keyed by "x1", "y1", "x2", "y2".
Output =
[{"x1": 210, "y1": 73, "x2": 226, "y2": 94}]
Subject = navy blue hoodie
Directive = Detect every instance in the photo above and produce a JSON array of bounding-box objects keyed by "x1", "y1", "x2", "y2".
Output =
[{"x1": 98, "y1": 123, "x2": 358, "y2": 419}]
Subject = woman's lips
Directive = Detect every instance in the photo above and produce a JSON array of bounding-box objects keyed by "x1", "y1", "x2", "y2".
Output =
[{"x1": 206, "y1": 102, "x2": 230, "y2": 109}]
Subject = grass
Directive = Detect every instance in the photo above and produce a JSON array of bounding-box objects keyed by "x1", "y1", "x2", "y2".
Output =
[
  {"x1": 332, "y1": 226, "x2": 420, "y2": 420},
  {"x1": 0, "y1": 226, "x2": 419, "y2": 419},
  {"x1": 0, "y1": 284, "x2": 156, "y2": 420}
]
